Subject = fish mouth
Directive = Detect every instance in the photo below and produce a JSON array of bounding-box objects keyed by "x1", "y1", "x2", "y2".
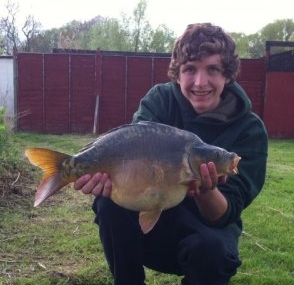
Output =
[{"x1": 229, "y1": 154, "x2": 241, "y2": 174}]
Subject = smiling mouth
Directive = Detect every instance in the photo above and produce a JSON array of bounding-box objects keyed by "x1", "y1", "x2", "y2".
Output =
[{"x1": 191, "y1": 90, "x2": 212, "y2": 96}]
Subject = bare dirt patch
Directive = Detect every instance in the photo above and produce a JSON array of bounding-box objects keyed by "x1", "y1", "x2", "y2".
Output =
[{"x1": 0, "y1": 162, "x2": 36, "y2": 209}]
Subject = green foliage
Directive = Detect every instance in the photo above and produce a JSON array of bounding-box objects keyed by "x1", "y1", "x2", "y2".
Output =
[
  {"x1": 260, "y1": 19, "x2": 294, "y2": 41},
  {"x1": 0, "y1": 106, "x2": 5, "y2": 130},
  {"x1": 231, "y1": 19, "x2": 294, "y2": 58},
  {"x1": 88, "y1": 18, "x2": 132, "y2": 51},
  {"x1": 30, "y1": 28, "x2": 63, "y2": 53},
  {"x1": 0, "y1": 108, "x2": 20, "y2": 171},
  {"x1": 149, "y1": 24, "x2": 176, "y2": 53},
  {"x1": 85, "y1": 0, "x2": 175, "y2": 53},
  {"x1": 2, "y1": 0, "x2": 294, "y2": 56},
  {"x1": 1, "y1": 135, "x2": 294, "y2": 284},
  {"x1": 0, "y1": 36, "x2": 4, "y2": 54},
  {"x1": 2, "y1": 0, "x2": 176, "y2": 54}
]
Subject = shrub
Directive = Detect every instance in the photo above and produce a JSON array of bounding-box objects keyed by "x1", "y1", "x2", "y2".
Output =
[
  {"x1": 0, "y1": 107, "x2": 20, "y2": 171},
  {"x1": 0, "y1": 106, "x2": 5, "y2": 131}
]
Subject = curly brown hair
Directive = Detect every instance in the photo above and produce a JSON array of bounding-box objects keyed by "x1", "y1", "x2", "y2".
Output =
[{"x1": 168, "y1": 23, "x2": 240, "y2": 83}]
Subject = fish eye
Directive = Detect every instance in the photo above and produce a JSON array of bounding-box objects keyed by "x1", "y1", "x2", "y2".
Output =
[
  {"x1": 215, "y1": 149, "x2": 225, "y2": 159},
  {"x1": 215, "y1": 151, "x2": 220, "y2": 158}
]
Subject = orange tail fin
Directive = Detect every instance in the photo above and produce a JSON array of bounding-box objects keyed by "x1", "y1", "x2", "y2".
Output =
[{"x1": 25, "y1": 148, "x2": 73, "y2": 207}]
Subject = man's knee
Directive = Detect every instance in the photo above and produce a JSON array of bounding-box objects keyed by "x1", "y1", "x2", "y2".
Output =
[{"x1": 178, "y1": 232, "x2": 241, "y2": 284}]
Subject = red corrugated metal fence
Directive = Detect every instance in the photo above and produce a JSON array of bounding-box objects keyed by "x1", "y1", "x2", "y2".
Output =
[
  {"x1": 17, "y1": 51, "x2": 171, "y2": 134},
  {"x1": 16, "y1": 49, "x2": 294, "y2": 138}
]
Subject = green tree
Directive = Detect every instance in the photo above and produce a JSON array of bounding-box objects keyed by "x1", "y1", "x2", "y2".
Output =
[
  {"x1": 0, "y1": 0, "x2": 176, "y2": 54},
  {"x1": 246, "y1": 19, "x2": 294, "y2": 58},
  {"x1": 260, "y1": 19, "x2": 294, "y2": 41},
  {"x1": 29, "y1": 28, "x2": 60, "y2": 53},
  {"x1": 247, "y1": 33, "x2": 265, "y2": 58},
  {"x1": 7, "y1": 0, "x2": 294, "y2": 57},
  {"x1": 131, "y1": 0, "x2": 149, "y2": 52},
  {"x1": 126, "y1": 0, "x2": 175, "y2": 52},
  {"x1": 88, "y1": 17, "x2": 131, "y2": 51},
  {"x1": 0, "y1": 33, "x2": 5, "y2": 54},
  {"x1": 74, "y1": 16, "x2": 104, "y2": 50},
  {"x1": 84, "y1": 0, "x2": 175, "y2": 53},
  {"x1": 230, "y1": 32, "x2": 251, "y2": 58},
  {"x1": 149, "y1": 24, "x2": 175, "y2": 53}
]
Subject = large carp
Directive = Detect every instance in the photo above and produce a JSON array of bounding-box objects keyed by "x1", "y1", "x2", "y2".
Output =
[{"x1": 25, "y1": 121, "x2": 241, "y2": 234}]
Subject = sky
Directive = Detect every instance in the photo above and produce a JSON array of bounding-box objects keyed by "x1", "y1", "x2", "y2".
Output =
[{"x1": 2, "y1": 0, "x2": 294, "y2": 36}]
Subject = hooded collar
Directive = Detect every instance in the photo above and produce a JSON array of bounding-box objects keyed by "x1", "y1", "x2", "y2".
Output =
[
  {"x1": 198, "y1": 91, "x2": 238, "y2": 122},
  {"x1": 172, "y1": 82, "x2": 252, "y2": 125}
]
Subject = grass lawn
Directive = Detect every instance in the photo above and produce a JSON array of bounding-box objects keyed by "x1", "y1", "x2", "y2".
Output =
[{"x1": 0, "y1": 133, "x2": 293, "y2": 285}]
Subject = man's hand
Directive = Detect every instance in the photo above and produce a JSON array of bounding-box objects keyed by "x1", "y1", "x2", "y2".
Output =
[
  {"x1": 74, "y1": 173, "x2": 112, "y2": 197},
  {"x1": 187, "y1": 162, "x2": 227, "y2": 197},
  {"x1": 187, "y1": 162, "x2": 229, "y2": 222}
]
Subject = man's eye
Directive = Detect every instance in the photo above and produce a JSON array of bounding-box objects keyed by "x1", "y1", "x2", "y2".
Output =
[
  {"x1": 208, "y1": 66, "x2": 222, "y2": 74},
  {"x1": 183, "y1": 66, "x2": 195, "y2": 74}
]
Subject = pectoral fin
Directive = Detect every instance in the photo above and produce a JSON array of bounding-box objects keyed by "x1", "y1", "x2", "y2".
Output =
[{"x1": 139, "y1": 210, "x2": 162, "y2": 234}]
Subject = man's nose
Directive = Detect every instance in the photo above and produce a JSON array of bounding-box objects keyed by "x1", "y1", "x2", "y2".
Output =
[{"x1": 194, "y1": 71, "x2": 208, "y2": 86}]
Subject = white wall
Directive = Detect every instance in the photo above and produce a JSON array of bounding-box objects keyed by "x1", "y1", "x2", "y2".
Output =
[{"x1": 0, "y1": 56, "x2": 14, "y2": 117}]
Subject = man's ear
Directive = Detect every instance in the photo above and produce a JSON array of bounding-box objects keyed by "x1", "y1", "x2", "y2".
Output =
[{"x1": 225, "y1": 78, "x2": 230, "y2": 84}]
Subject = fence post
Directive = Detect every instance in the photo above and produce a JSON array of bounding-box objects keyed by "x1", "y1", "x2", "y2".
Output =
[{"x1": 93, "y1": 95, "x2": 99, "y2": 134}]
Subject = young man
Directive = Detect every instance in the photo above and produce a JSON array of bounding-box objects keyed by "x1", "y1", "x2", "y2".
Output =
[{"x1": 74, "y1": 23, "x2": 268, "y2": 285}]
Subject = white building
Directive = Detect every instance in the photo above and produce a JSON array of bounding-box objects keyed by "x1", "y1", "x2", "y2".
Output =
[{"x1": 0, "y1": 56, "x2": 15, "y2": 126}]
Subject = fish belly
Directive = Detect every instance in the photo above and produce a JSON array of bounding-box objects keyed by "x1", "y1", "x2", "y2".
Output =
[{"x1": 109, "y1": 159, "x2": 189, "y2": 212}]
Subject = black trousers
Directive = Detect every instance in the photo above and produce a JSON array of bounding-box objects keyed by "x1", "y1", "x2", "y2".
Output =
[{"x1": 92, "y1": 196, "x2": 242, "y2": 285}]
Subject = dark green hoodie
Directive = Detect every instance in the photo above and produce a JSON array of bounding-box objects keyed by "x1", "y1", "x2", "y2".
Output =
[{"x1": 133, "y1": 81, "x2": 268, "y2": 235}]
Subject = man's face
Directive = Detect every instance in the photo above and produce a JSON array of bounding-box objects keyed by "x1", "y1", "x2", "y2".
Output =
[{"x1": 177, "y1": 54, "x2": 229, "y2": 114}]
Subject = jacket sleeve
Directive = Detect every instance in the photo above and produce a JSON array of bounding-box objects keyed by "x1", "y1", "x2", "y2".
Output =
[{"x1": 215, "y1": 114, "x2": 268, "y2": 228}]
